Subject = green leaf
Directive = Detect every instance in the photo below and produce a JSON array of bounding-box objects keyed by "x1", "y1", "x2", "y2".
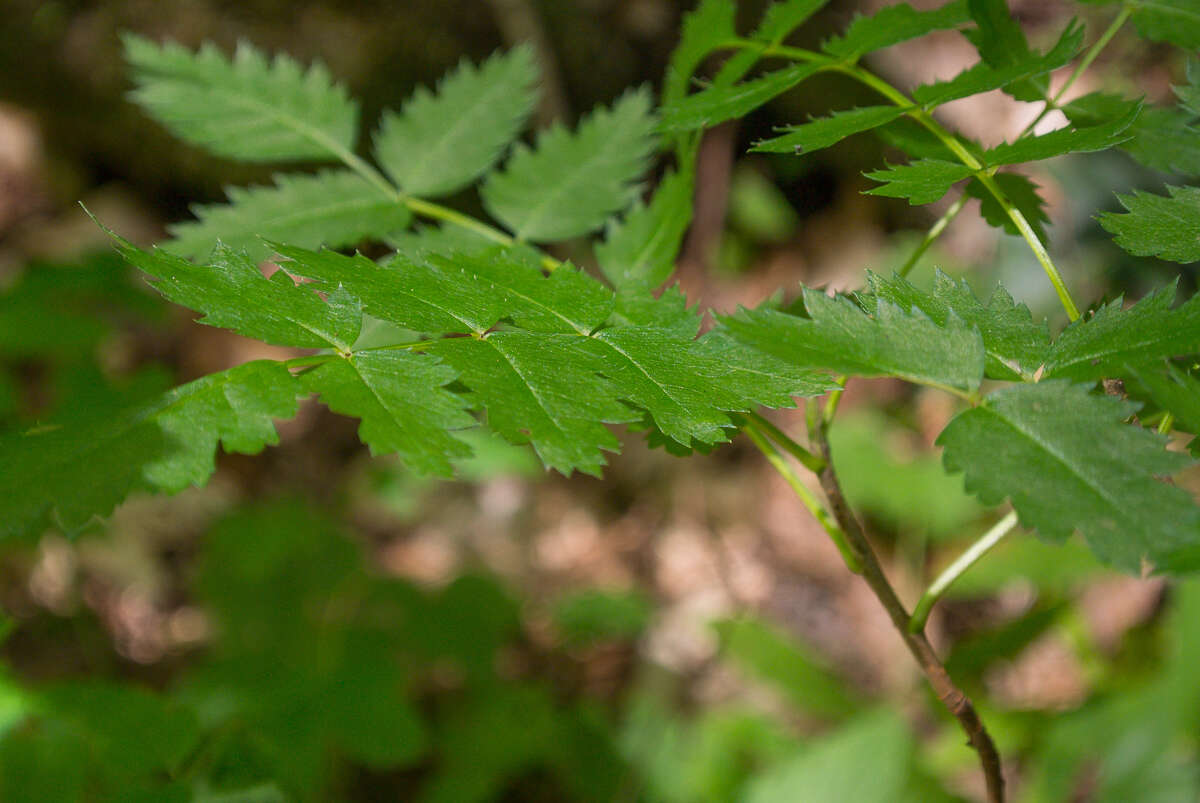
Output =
[
  {"x1": 751, "y1": 0, "x2": 832, "y2": 42},
  {"x1": 1100, "y1": 185, "x2": 1200, "y2": 264},
  {"x1": 1043, "y1": 281, "x2": 1200, "y2": 380},
  {"x1": 1131, "y1": 0, "x2": 1200, "y2": 50},
  {"x1": 911, "y1": 21, "x2": 1083, "y2": 108},
  {"x1": 164, "y1": 169, "x2": 409, "y2": 262},
  {"x1": 981, "y1": 102, "x2": 1140, "y2": 165},
  {"x1": 122, "y1": 34, "x2": 357, "y2": 163},
  {"x1": 663, "y1": 0, "x2": 737, "y2": 105},
  {"x1": 301, "y1": 350, "x2": 475, "y2": 477},
  {"x1": 385, "y1": 223, "x2": 494, "y2": 261},
  {"x1": 426, "y1": 333, "x2": 635, "y2": 476},
  {"x1": 938, "y1": 380, "x2": 1199, "y2": 572},
  {"x1": 113, "y1": 236, "x2": 361, "y2": 350},
  {"x1": 0, "y1": 361, "x2": 300, "y2": 536},
  {"x1": 1062, "y1": 93, "x2": 1200, "y2": 177},
  {"x1": 1129, "y1": 363, "x2": 1200, "y2": 448},
  {"x1": 719, "y1": 289, "x2": 985, "y2": 390},
  {"x1": 822, "y1": 0, "x2": 969, "y2": 60},
  {"x1": 374, "y1": 45, "x2": 538, "y2": 197},
  {"x1": 863, "y1": 159, "x2": 975, "y2": 205},
  {"x1": 963, "y1": 0, "x2": 1045, "y2": 102},
  {"x1": 595, "y1": 170, "x2": 693, "y2": 290},
  {"x1": 276, "y1": 244, "x2": 613, "y2": 336},
  {"x1": 751, "y1": 105, "x2": 907, "y2": 154},
  {"x1": 744, "y1": 711, "x2": 913, "y2": 803},
  {"x1": 1175, "y1": 59, "x2": 1200, "y2": 116},
  {"x1": 963, "y1": 172, "x2": 1050, "y2": 244},
  {"x1": 865, "y1": 270, "x2": 1049, "y2": 381},
  {"x1": 482, "y1": 89, "x2": 657, "y2": 241},
  {"x1": 658, "y1": 62, "x2": 824, "y2": 133}
]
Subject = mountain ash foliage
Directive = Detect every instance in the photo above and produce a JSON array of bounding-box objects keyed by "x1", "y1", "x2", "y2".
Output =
[{"x1": 5, "y1": 0, "x2": 1200, "y2": 584}]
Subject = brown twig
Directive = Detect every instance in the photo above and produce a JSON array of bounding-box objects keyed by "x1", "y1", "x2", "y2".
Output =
[{"x1": 812, "y1": 422, "x2": 1006, "y2": 803}]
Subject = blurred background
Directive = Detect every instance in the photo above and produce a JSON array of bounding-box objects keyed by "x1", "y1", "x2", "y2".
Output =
[{"x1": 0, "y1": 0, "x2": 1198, "y2": 800}]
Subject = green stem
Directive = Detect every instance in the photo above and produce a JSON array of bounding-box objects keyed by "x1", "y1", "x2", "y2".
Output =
[
  {"x1": 742, "y1": 418, "x2": 863, "y2": 574},
  {"x1": 731, "y1": 40, "x2": 1083, "y2": 322},
  {"x1": 1054, "y1": 4, "x2": 1132, "y2": 107},
  {"x1": 746, "y1": 411, "x2": 826, "y2": 473},
  {"x1": 909, "y1": 511, "x2": 1020, "y2": 633},
  {"x1": 1158, "y1": 412, "x2": 1175, "y2": 435},
  {"x1": 898, "y1": 194, "x2": 967, "y2": 278}
]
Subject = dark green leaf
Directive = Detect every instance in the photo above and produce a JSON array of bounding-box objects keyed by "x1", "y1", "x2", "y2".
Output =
[
  {"x1": 301, "y1": 350, "x2": 476, "y2": 476},
  {"x1": 863, "y1": 159, "x2": 975, "y2": 205},
  {"x1": 720, "y1": 289, "x2": 985, "y2": 390},
  {"x1": 483, "y1": 90, "x2": 657, "y2": 241},
  {"x1": 165, "y1": 170, "x2": 409, "y2": 262},
  {"x1": 866, "y1": 270, "x2": 1049, "y2": 381},
  {"x1": 751, "y1": 105, "x2": 907, "y2": 154},
  {"x1": 658, "y1": 62, "x2": 824, "y2": 133},
  {"x1": 1129, "y1": 363, "x2": 1200, "y2": 450},
  {"x1": 1044, "y1": 282, "x2": 1200, "y2": 380},
  {"x1": 938, "y1": 380, "x2": 1199, "y2": 572},
  {"x1": 1100, "y1": 185, "x2": 1200, "y2": 264},
  {"x1": 123, "y1": 34, "x2": 357, "y2": 163},
  {"x1": 375, "y1": 46, "x2": 538, "y2": 197},
  {"x1": 1063, "y1": 93, "x2": 1200, "y2": 177},
  {"x1": 1131, "y1": 0, "x2": 1200, "y2": 50},
  {"x1": 963, "y1": 0, "x2": 1045, "y2": 102},
  {"x1": 595, "y1": 169, "x2": 693, "y2": 290},
  {"x1": 982, "y1": 102, "x2": 1140, "y2": 165},
  {"x1": 821, "y1": 0, "x2": 969, "y2": 60},
  {"x1": 963, "y1": 172, "x2": 1050, "y2": 245}
]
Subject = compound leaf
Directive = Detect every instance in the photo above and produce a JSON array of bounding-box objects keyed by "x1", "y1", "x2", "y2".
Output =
[
  {"x1": 1100, "y1": 185, "x2": 1200, "y2": 264},
  {"x1": 301, "y1": 350, "x2": 475, "y2": 477},
  {"x1": 981, "y1": 102, "x2": 1140, "y2": 166},
  {"x1": 938, "y1": 380, "x2": 1199, "y2": 572},
  {"x1": 863, "y1": 159, "x2": 975, "y2": 205},
  {"x1": 0, "y1": 361, "x2": 300, "y2": 537},
  {"x1": 720, "y1": 289, "x2": 985, "y2": 390},
  {"x1": 123, "y1": 34, "x2": 357, "y2": 163},
  {"x1": 822, "y1": 0, "x2": 970, "y2": 60},
  {"x1": 912, "y1": 22, "x2": 1083, "y2": 108},
  {"x1": 595, "y1": 170, "x2": 693, "y2": 291},
  {"x1": 375, "y1": 46, "x2": 538, "y2": 197},
  {"x1": 866, "y1": 271, "x2": 1049, "y2": 380},
  {"x1": 165, "y1": 170, "x2": 409, "y2": 263},
  {"x1": 113, "y1": 236, "x2": 361, "y2": 350},
  {"x1": 658, "y1": 62, "x2": 824, "y2": 133},
  {"x1": 1063, "y1": 93, "x2": 1200, "y2": 177},
  {"x1": 482, "y1": 90, "x2": 657, "y2": 241},
  {"x1": 1044, "y1": 282, "x2": 1200, "y2": 380},
  {"x1": 751, "y1": 105, "x2": 907, "y2": 154}
]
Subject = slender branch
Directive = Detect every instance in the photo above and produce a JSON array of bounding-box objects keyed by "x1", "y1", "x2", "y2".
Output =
[
  {"x1": 909, "y1": 511, "x2": 1020, "y2": 633},
  {"x1": 809, "y1": 420, "x2": 1006, "y2": 803},
  {"x1": 746, "y1": 410, "x2": 825, "y2": 473},
  {"x1": 1054, "y1": 4, "x2": 1133, "y2": 107},
  {"x1": 898, "y1": 194, "x2": 967, "y2": 279},
  {"x1": 741, "y1": 417, "x2": 862, "y2": 573},
  {"x1": 1158, "y1": 412, "x2": 1175, "y2": 435}
]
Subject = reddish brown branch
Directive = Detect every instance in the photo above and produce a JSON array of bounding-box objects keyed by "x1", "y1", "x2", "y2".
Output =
[{"x1": 814, "y1": 431, "x2": 1005, "y2": 803}]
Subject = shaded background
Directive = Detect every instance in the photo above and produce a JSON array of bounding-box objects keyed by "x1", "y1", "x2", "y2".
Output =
[{"x1": 0, "y1": 1, "x2": 1197, "y2": 801}]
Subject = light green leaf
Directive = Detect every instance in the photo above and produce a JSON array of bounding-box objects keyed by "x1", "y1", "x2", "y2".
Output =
[
  {"x1": 982, "y1": 102, "x2": 1140, "y2": 165},
  {"x1": 963, "y1": 172, "x2": 1050, "y2": 244},
  {"x1": 1044, "y1": 282, "x2": 1200, "y2": 380},
  {"x1": 375, "y1": 46, "x2": 538, "y2": 197},
  {"x1": 123, "y1": 34, "x2": 357, "y2": 163},
  {"x1": 0, "y1": 361, "x2": 300, "y2": 537},
  {"x1": 113, "y1": 236, "x2": 360, "y2": 350},
  {"x1": 276, "y1": 244, "x2": 612, "y2": 336},
  {"x1": 866, "y1": 270, "x2": 1049, "y2": 380},
  {"x1": 482, "y1": 90, "x2": 657, "y2": 241},
  {"x1": 822, "y1": 0, "x2": 970, "y2": 60},
  {"x1": 658, "y1": 62, "x2": 823, "y2": 133},
  {"x1": 302, "y1": 350, "x2": 475, "y2": 477},
  {"x1": 751, "y1": 105, "x2": 907, "y2": 154},
  {"x1": 426, "y1": 333, "x2": 635, "y2": 476},
  {"x1": 663, "y1": 0, "x2": 737, "y2": 105},
  {"x1": 595, "y1": 170, "x2": 693, "y2": 290},
  {"x1": 744, "y1": 711, "x2": 913, "y2": 803},
  {"x1": 938, "y1": 380, "x2": 1199, "y2": 572},
  {"x1": 911, "y1": 22, "x2": 1083, "y2": 108},
  {"x1": 863, "y1": 159, "x2": 975, "y2": 205},
  {"x1": 1100, "y1": 185, "x2": 1200, "y2": 264},
  {"x1": 719, "y1": 289, "x2": 985, "y2": 390},
  {"x1": 164, "y1": 170, "x2": 409, "y2": 262}
]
